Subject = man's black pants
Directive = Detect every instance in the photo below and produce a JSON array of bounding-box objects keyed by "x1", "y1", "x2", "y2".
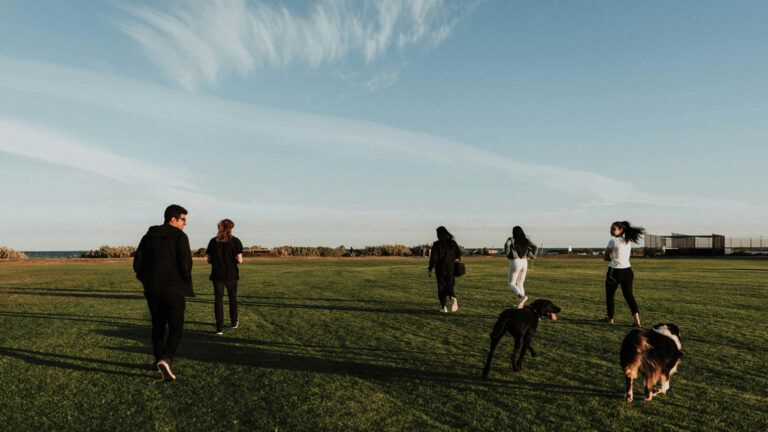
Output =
[
  {"x1": 144, "y1": 289, "x2": 186, "y2": 362},
  {"x1": 213, "y1": 280, "x2": 238, "y2": 332}
]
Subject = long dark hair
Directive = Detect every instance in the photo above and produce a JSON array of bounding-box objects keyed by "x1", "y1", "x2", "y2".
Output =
[
  {"x1": 613, "y1": 221, "x2": 644, "y2": 243},
  {"x1": 436, "y1": 226, "x2": 454, "y2": 244},
  {"x1": 216, "y1": 219, "x2": 235, "y2": 242},
  {"x1": 512, "y1": 226, "x2": 531, "y2": 257}
]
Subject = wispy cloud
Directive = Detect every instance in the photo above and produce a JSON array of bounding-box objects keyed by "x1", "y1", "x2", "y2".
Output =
[
  {"x1": 113, "y1": 0, "x2": 477, "y2": 91},
  {"x1": 1, "y1": 55, "x2": 756, "y2": 216},
  {"x1": 0, "y1": 117, "x2": 199, "y2": 198}
]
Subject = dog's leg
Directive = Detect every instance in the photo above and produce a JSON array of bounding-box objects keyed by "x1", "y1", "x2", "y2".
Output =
[
  {"x1": 516, "y1": 332, "x2": 535, "y2": 370},
  {"x1": 510, "y1": 335, "x2": 522, "y2": 371},
  {"x1": 525, "y1": 332, "x2": 537, "y2": 357},
  {"x1": 624, "y1": 368, "x2": 636, "y2": 403},
  {"x1": 482, "y1": 334, "x2": 502, "y2": 378},
  {"x1": 657, "y1": 375, "x2": 670, "y2": 395},
  {"x1": 644, "y1": 372, "x2": 660, "y2": 401}
]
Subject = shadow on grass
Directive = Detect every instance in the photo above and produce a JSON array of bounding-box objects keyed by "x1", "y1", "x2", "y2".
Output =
[
  {"x1": 0, "y1": 311, "x2": 146, "y2": 326},
  {"x1": 188, "y1": 298, "x2": 445, "y2": 317},
  {"x1": 0, "y1": 286, "x2": 141, "y2": 294},
  {"x1": 0, "y1": 346, "x2": 148, "y2": 378},
  {"x1": 4, "y1": 290, "x2": 144, "y2": 300},
  {"x1": 94, "y1": 324, "x2": 617, "y2": 398},
  {"x1": 188, "y1": 298, "x2": 499, "y2": 321}
]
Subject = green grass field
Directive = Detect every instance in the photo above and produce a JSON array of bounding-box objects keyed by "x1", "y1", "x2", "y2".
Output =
[{"x1": 0, "y1": 257, "x2": 766, "y2": 431}]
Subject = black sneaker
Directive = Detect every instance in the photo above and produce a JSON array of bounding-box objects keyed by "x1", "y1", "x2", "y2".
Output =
[
  {"x1": 231, "y1": 320, "x2": 239, "y2": 329},
  {"x1": 157, "y1": 358, "x2": 176, "y2": 381}
]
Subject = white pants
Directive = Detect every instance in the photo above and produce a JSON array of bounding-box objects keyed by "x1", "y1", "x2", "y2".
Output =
[{"x1": 508, "y1": 258, "x2": 528, "y2": 297}]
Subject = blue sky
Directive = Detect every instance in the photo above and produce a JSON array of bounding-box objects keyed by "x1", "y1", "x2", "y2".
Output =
[{"x1": 1, "y1": 0, "x2": 766, "y2": 250}]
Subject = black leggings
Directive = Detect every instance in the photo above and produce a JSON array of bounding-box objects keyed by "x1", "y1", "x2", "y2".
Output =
[
  {"x1": 213, "y1": 280, "x2": 238, "y2": 331},
  {"x1": 605, "y1": 267, "x2": 639, "y2": 318},
  {"x1": 436, "y1": 273, "x2": 456, "y2": 307}
]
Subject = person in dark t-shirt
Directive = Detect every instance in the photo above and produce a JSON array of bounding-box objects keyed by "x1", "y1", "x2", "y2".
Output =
[{"x1": 206, "y1": 219, "x2": 243, "y2": 335}]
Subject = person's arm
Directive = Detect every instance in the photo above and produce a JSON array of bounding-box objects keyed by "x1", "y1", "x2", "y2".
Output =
[
  {"x1": 235, "y1": 238, "x2": 244, "y2": 264},
  {"x1": 206, "y1": 239, "x2": 213, "y2": 264},
  {"x1": 603, "y1": 239, "x2": 614, "y2": 262},
  {"x1": 428, "y1": 243, "x2": 437, "y2": 276},
  {"x1": 178, "y1": 234, "x2": 194, "y2": 296},
  {"x1": 133, "y1": 237, "x2": 145, "y2": 280},
  {"x1": 528, "y1": 243, "x2": 538, "y2": 259},
  {"x1": 504, "y1": 237, "x2": 512, "y2": 258},
  {"x1": 455, "y1": 241, "x2": 462, "y2": 259}
]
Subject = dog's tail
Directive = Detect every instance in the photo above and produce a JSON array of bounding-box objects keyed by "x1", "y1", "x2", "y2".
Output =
[{"x1": 620, "y1": 329, "x2": 650, "y2": 373}]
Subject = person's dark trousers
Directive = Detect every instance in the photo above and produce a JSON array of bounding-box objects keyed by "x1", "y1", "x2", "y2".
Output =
[
  {"x1": 144, "y1": 289, "x2": 186, "y2": 363},
  {"x1": 605, "y1": 267, "x2": 639, "y2": 318},
  {"x1": 213, "y1": 280, "x2": 238, "y2": 332},
  {"x1": 436, "y1": 273, "x2": 456, "y2": 307}
]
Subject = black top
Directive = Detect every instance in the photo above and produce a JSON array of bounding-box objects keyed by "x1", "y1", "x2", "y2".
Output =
[
  {"x1": 133, "y1": 224, "x2": 194, "y2": 297},
  {"x1": 428, "y1": 240, "x2": 462, "y2": 275},
  {"x1": 206, "y1": 236, "x2": 243, "y2": 282}
]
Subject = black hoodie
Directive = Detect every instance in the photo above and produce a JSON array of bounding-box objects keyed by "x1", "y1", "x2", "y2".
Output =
[{"x1": 133, "y1": 224, "x2": 194, "y2": 297}]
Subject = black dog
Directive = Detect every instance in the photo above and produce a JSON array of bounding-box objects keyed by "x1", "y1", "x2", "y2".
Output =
[
  {"x1": 482, "y1": 299, "x2": 561, "y2": 377},
  {"x1": 620, "y1": 323, "x2": 682, "y2": 403}
]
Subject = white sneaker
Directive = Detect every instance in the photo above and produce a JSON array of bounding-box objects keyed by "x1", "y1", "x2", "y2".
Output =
[
  {"x1": 157, "y1": 359, "x2": 176, "y2": 381},
  {"x1": 516, "y1": 295, "x2": 528, "y2": 309},
  {"x1": 440, "y1": 306, "x2": 448, "y2": 313},
  {"x1": 451, "y1": 297, "x2": 459, "y2": 312},
  {"x1": 215, "y1": 330, "x2": 224, "y2": 336}
]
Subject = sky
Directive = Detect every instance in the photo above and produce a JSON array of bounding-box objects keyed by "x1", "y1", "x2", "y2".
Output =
[{"x1": 1, "y1": 0, "x2": 767, "y2": 250}]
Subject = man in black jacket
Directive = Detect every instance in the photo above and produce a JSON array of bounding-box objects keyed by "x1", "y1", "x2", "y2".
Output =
[{"x1": 133, "y1": 204, "x2": 194, "y2": 380}]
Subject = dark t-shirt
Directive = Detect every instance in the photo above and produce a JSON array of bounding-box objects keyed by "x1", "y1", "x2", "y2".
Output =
[{"x1": 206, "y1": 236, "x2": 243, "y2": 282}]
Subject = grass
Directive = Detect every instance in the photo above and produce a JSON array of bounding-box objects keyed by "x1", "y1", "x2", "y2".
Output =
[{"x1": 0, "y1": 257, "x2": 766, "y2": 431}]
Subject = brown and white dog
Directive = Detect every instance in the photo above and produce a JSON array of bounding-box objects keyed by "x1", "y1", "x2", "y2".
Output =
[{"x1": 620, "y1": 323, "x2": 682, "y2": 403}]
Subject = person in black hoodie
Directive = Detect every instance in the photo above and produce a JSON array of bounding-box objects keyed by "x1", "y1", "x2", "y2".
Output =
[
  {"x1": 206, "y1": 219, "x2": 243, "y2": 335},
  {"x1": 133, "y1": 204, "x2": 194, "y2": 381},
  {"x1": 428, "y1": 226, "x2": 462, "y2": 313}
]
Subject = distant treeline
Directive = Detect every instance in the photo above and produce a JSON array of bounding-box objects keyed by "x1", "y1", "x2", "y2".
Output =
[
  {"x1": 246, "y1": 244, "x2": 436, "y2": 257},
  {"x1": 77, "y1": 244, "x2": 439, "y2": 258}
]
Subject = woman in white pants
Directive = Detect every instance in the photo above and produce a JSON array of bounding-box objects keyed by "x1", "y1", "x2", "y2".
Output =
[{"x1": 504, "y1": 226, "x2": 537, "y2": 308}]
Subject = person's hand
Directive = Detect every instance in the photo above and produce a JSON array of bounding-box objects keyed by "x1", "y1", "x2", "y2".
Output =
[{"x1": 427, "y1": 269, "x2": 432, "y2": 277}]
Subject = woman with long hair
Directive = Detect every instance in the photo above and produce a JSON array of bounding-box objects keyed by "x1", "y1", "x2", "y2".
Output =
[
  {"x1": 206, "y1": 219, "x2": 244, "y2": 335},
  {"x1": 504, "y1": 226, "x2": 537, "y2": 308},
  {"x1": 428, "y1": 226, "x2": 462, "y2": 313},
  {"x1": 602, "y1": 220, "x2": 645, "y2": 327}
]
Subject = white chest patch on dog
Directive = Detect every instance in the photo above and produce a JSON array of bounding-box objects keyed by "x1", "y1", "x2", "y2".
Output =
[{"x1": 653, "y1": 325, "x2": 682, "y2": 350}]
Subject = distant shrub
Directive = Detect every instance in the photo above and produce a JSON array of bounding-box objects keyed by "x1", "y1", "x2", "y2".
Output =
[
  {"x1": 410, "y1": 244, "x2": 431, "y2": 257},
  {"x1": 0, "y1": 247, "x2": 28, "y2": 260},
  {"x1": 193, "y1": 248, "x2": 207, "y2": 258},
  {"x1": 362, "y1": 244, "x2": 412, "y2": 257},
  {"x1": 271, "y1": 245, "x2": 346, "y2": 257},
  {"x1": 80, "y1": 245, "x2": 136, "y2": 258}
]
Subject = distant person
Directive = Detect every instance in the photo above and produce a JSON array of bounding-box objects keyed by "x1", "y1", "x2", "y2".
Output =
[
  {"x1": 602, "y1": 221, "x2": 645, "y2": 327},
  {"x1": 206, "y1": 219, "x2": 243, "y2": 335},
  {"x1": 133, "y1": 204, "x2": 194, "y2": 381},
  {"x1": 428, "y1": 226, "x2": 462, "y2": 313},
  {"x1": 504, "y1": 226, "x2": 538, "y2": 308}
]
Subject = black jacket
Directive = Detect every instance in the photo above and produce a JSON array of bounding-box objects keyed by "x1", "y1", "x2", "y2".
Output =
[
  {"x1": 133, "y1": 224, "x2": 194, "y2": 297},
  {"x1": 428, "y1": 240, "x2": 462, "y2": 275}
]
